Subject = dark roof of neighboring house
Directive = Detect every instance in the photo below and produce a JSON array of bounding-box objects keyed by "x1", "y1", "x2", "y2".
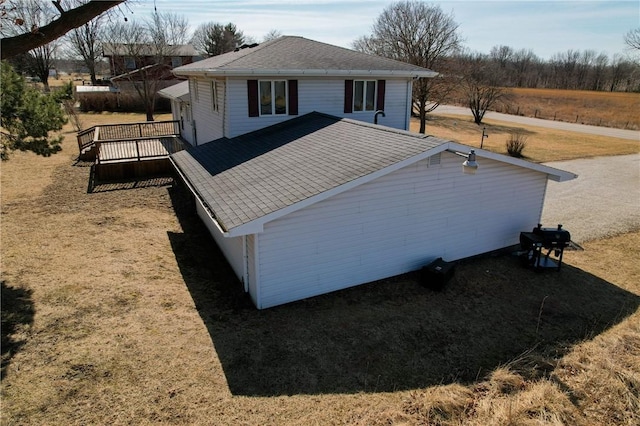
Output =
[
  {"x1": 103, "y1": 43, "x2": 197, "y2": 57},
  {"x1": 170, "y1": 112, "x2": 447, "y2": 233},
  {"x1": 172, "y1": 36, "x2": 437, "y2": 78}
]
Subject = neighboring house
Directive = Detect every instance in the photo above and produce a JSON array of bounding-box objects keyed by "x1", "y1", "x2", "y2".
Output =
[
  {"x1": 103, "y1": 43, "x2": 199, "y2": 79},
  {"x1": 166, "y1": 36, "x2": 577, "y2": 309}
]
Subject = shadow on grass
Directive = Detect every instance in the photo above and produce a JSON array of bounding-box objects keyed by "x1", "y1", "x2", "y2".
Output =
[
  {"x1": 1, "y1": 280, "x2": 35, "y2": 379},
  {"x1": 167, "y1": 183, "x2": 640, "y2": 397}
]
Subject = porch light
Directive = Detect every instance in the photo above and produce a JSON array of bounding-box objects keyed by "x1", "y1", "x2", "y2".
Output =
[
  {"x1": 447, "y1": 149, "x2": 479, "y2": 175},
  {"x1": 462, "y1": 150, "x2": 478, "y2": 174}
]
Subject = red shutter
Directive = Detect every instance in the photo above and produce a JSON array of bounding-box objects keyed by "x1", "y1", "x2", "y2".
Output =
[
  {"x1": 288, "y1": 80, "x2": 298, "y2": 115},
  {"x1": 376, "y1": 80, "x2": 386, "y2": 111},
  {"x1": 247, "y1": 80, "x2": 259, "y2": 117},
  {"x1": 344, "y1": 80, "x2": 353, "y2": 113}
]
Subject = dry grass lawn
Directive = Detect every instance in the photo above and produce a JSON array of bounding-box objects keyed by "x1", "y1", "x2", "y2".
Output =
[
  {"x1": 1, "y1": 113, "x2": 639, "y2": 425},
  {"x1": 413, "y1": 115, "x2": 639, "y2": 163}
]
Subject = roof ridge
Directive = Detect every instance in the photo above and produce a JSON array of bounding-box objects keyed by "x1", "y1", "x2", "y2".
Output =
[
  {"x1": 214, "y1": 36, "x2": 286, "y2": 68},
  {"x1": 339, "y1": 116, "x2": 433, "y2": 140}
]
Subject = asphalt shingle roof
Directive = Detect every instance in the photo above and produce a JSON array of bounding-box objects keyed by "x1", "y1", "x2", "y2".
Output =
[
  {"x1": 173, "y1": 36, "x2": 435, "y2": 76},
  {"x1": 171, "y1": 113, "x2": 447, "y2": 232}
]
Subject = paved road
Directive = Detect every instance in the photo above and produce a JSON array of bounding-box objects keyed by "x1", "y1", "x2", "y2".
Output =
[
  {"x1": 434, "y1": 105, "x2": 640, "y2": 141},
  {"x1": 541, "y1": 153, "x2": 640, "y2": 244}
]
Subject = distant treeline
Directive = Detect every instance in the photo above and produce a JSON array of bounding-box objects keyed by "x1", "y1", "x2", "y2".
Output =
[{"x1": 456, "y1": 46, "x2": 639, "y2": 93}]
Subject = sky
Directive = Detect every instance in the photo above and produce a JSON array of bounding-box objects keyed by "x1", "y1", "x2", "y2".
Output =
[{"x1": 122, "y1": 0, "x2": 639, "y2": 60}]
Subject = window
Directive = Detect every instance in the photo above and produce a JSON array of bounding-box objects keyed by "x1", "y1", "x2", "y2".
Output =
[
  {"x1": 124, "y1": 56, "x2": 136, "y2": 70},
  {"x1": 344, "y1": 80, "x2": 385, "y2": 114},
  {"x1": 211, "y1": 81, "x2": 218, "y2": 112},
  {"x1": 171, "y1": 56, "x2": 183, "y2": 68},
  {"x1": 259, "y1": 80, "x2": 287, "y2": 115},
  {"x1": 353, "y1": 80, "x2": 376, "y2": 112}
]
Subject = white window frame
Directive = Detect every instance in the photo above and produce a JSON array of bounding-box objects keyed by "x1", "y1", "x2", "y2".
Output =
[
  {"x1": 353, "y1": 80, "x2": 377, "y2": 112},
  {"x1": 259, "y1": 80, "x2": 288, "y2": 116},
  {"x1": 211, "y1": 80, "x2": 219, "y2": 112}
]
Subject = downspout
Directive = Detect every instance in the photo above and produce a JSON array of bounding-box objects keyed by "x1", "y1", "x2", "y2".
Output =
[
  {"x1": 405, "y1": 78, "x2": 415, "y2": 130},
  {"x1": 242, "y1": 235, "x2": 249, "y2": 292}
]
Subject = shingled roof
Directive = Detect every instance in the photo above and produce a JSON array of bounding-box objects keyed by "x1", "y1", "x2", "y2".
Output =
[
  {"x1": 170, "y1": 112, "x2": 447, "y2": 234},
  {"x1": 172, "y1": 36, "x2": 437, "y2": 78}
]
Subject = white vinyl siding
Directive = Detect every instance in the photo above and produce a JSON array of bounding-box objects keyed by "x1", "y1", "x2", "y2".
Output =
[
  {"x1": 226, "y1": 78, "x2": 409, "y2": 138},
  {"x1": 190, "y1": 78, "x2": 225, "y2": 144},
  {"x1": 196, "y1": 201, "x2": 244, "y2": 281},
  {"x1": 253, "y1": 154, "x2": 547, "y2": 308}
]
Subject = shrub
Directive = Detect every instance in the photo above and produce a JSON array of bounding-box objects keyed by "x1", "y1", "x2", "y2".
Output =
[{"x1": 506, "y1": 131, "x2": 528, "y2": 157}]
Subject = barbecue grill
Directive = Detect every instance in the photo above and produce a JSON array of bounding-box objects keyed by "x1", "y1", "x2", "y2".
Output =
[{"x1": 520, "y1": 224, "x2": 571, "y2": 271}]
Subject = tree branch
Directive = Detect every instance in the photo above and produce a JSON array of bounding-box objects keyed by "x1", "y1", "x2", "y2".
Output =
[{"x1": 1, "y1": 0, "x2": 125, "y2": 60}]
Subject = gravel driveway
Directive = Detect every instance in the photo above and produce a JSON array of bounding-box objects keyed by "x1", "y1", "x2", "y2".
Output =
[{"x1": 541, "y1": 153, "x2": 640, "y2": 244}]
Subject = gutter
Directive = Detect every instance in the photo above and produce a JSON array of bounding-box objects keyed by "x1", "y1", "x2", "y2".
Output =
[
  {"x1": 174, "y1": 68, "x2": 439, "y2": 78},
  {"x1": 169, "y1": 156, "x2": 230, "y2": 237}
]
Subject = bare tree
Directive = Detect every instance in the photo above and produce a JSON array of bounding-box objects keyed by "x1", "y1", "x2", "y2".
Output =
[
  {"x1": 352, "y1": 1, "x2": 462, "y2": 133},
  {"x1": 1, "y1": 0, "x2": 124, "y2": 60},
  {"x1": 105, "y1": 12, "x2": 190, "y2": 121},
  {"x1": 191, "y1": 22, "x2": 244, "y2": 57},
  {"x1": 2, "y1": 0, "x2": 60, "y2": 90},
  {"x1": 262, "y1": 29, "x2": 282, "y2": 42},
  {"x1": 65, "y1": 5, "x2": 107, "y2": 84},
  {"x1": 457, "y1": 51, "x2": 509, "y2": 125},
  {"x1": 512, "y1": 48, "x2": 539, "y2": 87},
  {"x1": 624, "y1": 28, "x2": 640, "y2": 51}
]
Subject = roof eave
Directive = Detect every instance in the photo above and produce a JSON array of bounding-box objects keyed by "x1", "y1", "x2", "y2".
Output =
[
  {"x1": 173, "y1": 68, "x2": 438, "y2": 79},
  {"x1": 446, "y1": 142, "x2": 578, "y2": 182}
]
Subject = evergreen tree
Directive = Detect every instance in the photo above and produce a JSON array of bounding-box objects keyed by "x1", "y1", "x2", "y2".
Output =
[{"x1": 1, "y1": 62, "x2": 67, "y2": 159}]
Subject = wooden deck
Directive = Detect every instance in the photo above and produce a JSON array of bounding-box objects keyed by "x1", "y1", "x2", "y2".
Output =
[
  {"x1": 77, "y1": 121, "x2": 187, "y2": 182},
  {"x1": 97, "y1": 137, "x2": 185, "y2": 164}
]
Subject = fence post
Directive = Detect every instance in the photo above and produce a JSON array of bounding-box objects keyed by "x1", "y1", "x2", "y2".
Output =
[
  {"x1": 138, "y1": 123, "x2": 143, "y2": 138},
  {"x1": 135, "y1": 140, "x2": 141, "y2": 161},
  {"x1": 534, "y1": 109, "x2": 538, "y2": 118}
]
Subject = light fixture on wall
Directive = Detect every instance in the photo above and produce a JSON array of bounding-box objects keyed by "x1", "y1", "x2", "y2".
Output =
[{"x1": 446, "y1": 149, "x2": 479, "y2": 175}]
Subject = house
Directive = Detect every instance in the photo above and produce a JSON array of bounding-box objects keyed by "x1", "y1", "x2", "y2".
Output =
[
  {"x1": 165, "y1": 36, "x2": 577, "y2": 309},
  {"x1": 164, "y1": 36, "x2": 437, "y2": 145},
  {"x1": 102, "y1": 43, "x2": 199, "y2": 79}
]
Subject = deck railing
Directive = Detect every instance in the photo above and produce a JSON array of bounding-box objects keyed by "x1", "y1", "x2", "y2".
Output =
[
  {"x1": 95, "y1": 136, "x2": 185, "y2": 165},
  {"x1": 97, "y1": 121, "x2": 180, "y2": 140},
  {"x1": 77, "y1": 120, "x2": 180, "y2": 157}
]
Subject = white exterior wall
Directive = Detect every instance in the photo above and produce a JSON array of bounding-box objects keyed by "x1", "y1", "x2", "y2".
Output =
[
  {"x1": 176, "y1": 101, "x2": 195, "y2": 146},
  {"x1": 190, "y1": 78, "x2": 225, "y2": 145},
  {"x1": 252, "y1": 153, "x2": 548, "y2": 308},
  {"x1": 226, "y1": 77, "x2": 411, "y2": 138},
  {"x1": 195, "y1": 200, "x2": 244, "y2": 281}
]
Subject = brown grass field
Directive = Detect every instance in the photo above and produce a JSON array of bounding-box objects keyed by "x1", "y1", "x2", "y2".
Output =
[
  {"x1": 502, "y1": 88, "x2": 640, "y2": 130},
  {"x1": 1, "y1": 108, "x2": 639, "y2": 425},
  {"x1": 448, "y1": 87, "x2": 640, "y2": 131}
]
